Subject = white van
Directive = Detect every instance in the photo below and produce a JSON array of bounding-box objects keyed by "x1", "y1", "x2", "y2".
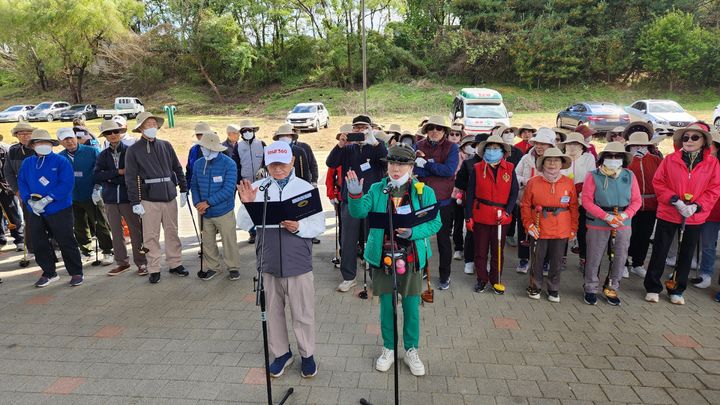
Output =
[{"x1": 451, "y1": 88, "x2": 512, "y2": 135}]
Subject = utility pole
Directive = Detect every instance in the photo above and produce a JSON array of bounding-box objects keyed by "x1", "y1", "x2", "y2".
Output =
[{"x1": 361, "y1": 0, "x2": 367, "y2": 114}]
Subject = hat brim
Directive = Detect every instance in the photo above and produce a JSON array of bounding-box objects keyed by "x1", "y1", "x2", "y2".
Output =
[
  {"x1": 99, "y1": 128, "x2": 128, "y2": 138},
  {"x1": 132, "y1": 115, "x2": 164, "y2": 133},
  {"x1": 240, "y1": 126, "x2": 260, "y2": 131},
  {"x1": 536, "y1": 155, "x2": 571, "y2": 171},
  {"x1": 672, "y1": 127, "x2": 712, "y2": 149},
  {"x1": 29, "y1": 139, "x2": 59, "y2": 146},
  {"x1": 559, "y1": 138, "x2": 590, "y2": 149},
  {"x1": 599, "y1": 150, "x2": 633, "y2": 166},
  {"x1": 420, "y1": 122, "x2": 450, "y2": 134},
  {"x1": 194, "y1": 140, "x2": 227, "y2": 153},
  {"x1": 477, "y1": 140, "x2": 510, "y2": 155},
  {"x1": 273, "y1": 132, "x2": 298, "y2": 140},
  {"x1": 381, "y1": 156, "x2": 416, "y2": 165},
  {"x1": 12, "y1": 127, "x2": 37, "y2": 137}
]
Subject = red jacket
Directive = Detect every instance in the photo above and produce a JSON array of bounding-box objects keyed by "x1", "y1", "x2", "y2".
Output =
[
  {"x1": 515, "y1": 140, "x2": 531, "y2": 154},
  {"x1": 471, "y1": 160, "x2": 514, "y2": 225},
  {"x1": 627, "y1": 154, "x2": 662, "y2": 211},
  {"x1": 708, "y1": 198, "x2": 720, "y2": 222},
  {"x1": 653, "y1": 149, "x2": 720, "y2": 225},
  {"x1": 325, "y1": 166, "x2": 343, "y2": 201}
]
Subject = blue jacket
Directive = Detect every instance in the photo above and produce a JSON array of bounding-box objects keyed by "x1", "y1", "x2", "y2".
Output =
[
  {"x1": 18, "y1": 153, "x2": 74, "y2": 215},
  {"x1": 186, "y1": 144, "x2": 202, "y2": 185},
  {"x1": 190, "y1": 153, "x2": 237, "y2": 218},
  {"x1": 58, "y1": 144, "x2": 99, "y2": 202},
  {"x1": 94, "y1": 142, "x2": 130, "y2": 204}
]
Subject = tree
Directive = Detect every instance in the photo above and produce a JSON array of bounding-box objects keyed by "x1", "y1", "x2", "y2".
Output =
[{"x1": 638, "y1": 10, "x2": 709, "y2": 90}]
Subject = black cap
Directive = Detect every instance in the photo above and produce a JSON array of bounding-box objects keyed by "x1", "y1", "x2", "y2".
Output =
[
  {"x1": 352, "y1": 115, "x2": 372, "y2": 126},
  {"x1": 474, "y1": 133, "x2": 490, "y2": 143},
  {"x1": 382, "y1": 144, "x2": 416, "y2": 164}
]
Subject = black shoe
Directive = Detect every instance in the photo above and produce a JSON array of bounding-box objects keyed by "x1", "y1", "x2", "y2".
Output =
[
  {"x1": 149, "y1": 273, "x2": 161, "y2": 283},
  {"x1": 169, "y1": 265, "x2": 189, "y2": 276},
  {"x1": 199, "y1": 270, "x2": 217, "y2": 281},
  {"x1": 228, "y1": 270, "x2": 240, "y2": 280},
  {"x1": 312, "y1": 238, "x2": 320, "y2": 244},
  {"x1": 473, "y1": 280, "x2": 486, "y2": 293},
  {"x1": 584, "y1": 292, "x2": 597, "y2": 305},
  {"x1": 0, "y1": 238, "x2": 7, "y2": 246},
  {"x1": 248, "y1": 234, "x2": 256, "y2": 244}
]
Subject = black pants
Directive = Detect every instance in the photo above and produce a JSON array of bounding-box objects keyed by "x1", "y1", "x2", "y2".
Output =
[
  {"x1": 464, "y1": 230, "x2": 474, "y2": 263},
  {"x1": 507, "y1": 205, "x2": 518, "y2": 238},
  {"x1": 577, "y1": 206, "x2": 587, "y2": 259},
  {"x1": 438, "y1": 204, "x2": 454, "y2": 282},
  {"x1": 27, "y1": 206, "x2": 83, "y2": 277},
  {"x1": 629, "y1": 210, "x2": 656, "y2": 267},
  {"x1": 645, "y1": 218, "x2": 700, "y2": 294},
  {"x1": 0, "y1": 193, "x2": 23, "y2": 244},
  {"x1": 20, "y1": 201, "x2": 33, "y2": 253},
  {"x1": 339, "y1": 202, "x2": 367, "y2": 281},
  {"x1": 516, "y1": 207, "x2": 529, "y2": 260},
  {"x1": 452, "y1": 202, "x2": 464, "y2": 252}
]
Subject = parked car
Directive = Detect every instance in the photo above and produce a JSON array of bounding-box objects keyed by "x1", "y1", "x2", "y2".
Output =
[
  {"x1": 624, "y1": 100, "x2": 697, "y2": 135},
  {"x1": 96, "y1": 97, "x2": 145, "y2": 119},
  {"x1": 712, "y1": 103, "x2": 720, "y2": 129},
  {"x1": 0, "y1": 105, "x2": 34, "y2": 122},
  {"x1": 60, "y1": 104, "x2": 98, "y2": 122},
  {"x1": 285, "y1": 102, "x2": 330, "y2": 132},
  {"x1": 556, "y1": 102, "x2": 629, "y2": 133},
  {"x1": 452, "y1": 88, "x2": 512, "y2": 135},
  {"x1": 26, "y1": 101, "x2": 71, "y2": 122}
]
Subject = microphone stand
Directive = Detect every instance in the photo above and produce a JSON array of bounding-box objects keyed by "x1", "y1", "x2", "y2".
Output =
[{"x1": 253, "y1": 185, "x2": 293, "y2": 405}]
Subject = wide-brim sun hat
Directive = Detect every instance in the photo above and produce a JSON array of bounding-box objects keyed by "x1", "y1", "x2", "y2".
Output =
[
  {"x1": 476, "y1": 134, "x2": 511, "y2": 156},
  {"x1": 512, "y1": 124, "x2": 537, "y2": 136},
  {"x1": 558, "y1": 132, "x2": 590, "y2": 149},
  {"x1": 673, "y1": 123, "x2": 713, "y2": 150},
  {"x1": 529, "y1": 127, "x2": 557, "y2": 146},
  {"x1": 387, "y1": 123, "x2": 402, "y2": 135},
  {"x1": 459, "y1": 135, "x2": 477, "y2": 148},
  {"x1": 194, "y1": 131, "x2": 227, "y2": 152},
  {"x1": 491, "y1": 124, "x2": 512, "y2": 138},
  {"x1": 238, "y1": 120, "x2": 260, "y2": 131},
  {"x1": 536, "y1": 147, "x2": 571, "y2": 171},
  {"x1": 712, "y1": 129, "x2": 720, "y2": 148},
  {"x1": 625, "y1": 132, "x2": 654, "y2": 148},
  {"x1": 98, "y1": 119, "x2": 128, "y2": 137},
  {"x1": 381, "y1": 144, "x2": 416, "y2": 165},
  {"x1": 622, "y1": 121, "x2": 652, "y2": 140},
  {"x1": 133, "y1": 111, "x2": 164, "y2": 133},
  {"x1": 194, "y1": 122, "x2": 216, "y2": 137},
  {"x1": 11, "y1": 121, "x2": 36, "y2": 137},
  {"x1": 420, "y1": 115, "x2": 450, "y2": 134},
  {"x1": 273, "y1": 124, "x2": 298, "y2": 140},
  {"x1": 551, "y1": 127, "x2": 568, "y2": 142},
  {"x1": 599, "y1": 141, "x2": 633, "y2": 166},
  {"x1": 29, "y1": 129, "x2": 59, "y2": 146}
]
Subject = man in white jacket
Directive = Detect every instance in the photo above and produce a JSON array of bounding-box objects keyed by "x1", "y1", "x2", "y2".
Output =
[{"x1": 237, "y1": 140, "x2": 325, "y2": 379}]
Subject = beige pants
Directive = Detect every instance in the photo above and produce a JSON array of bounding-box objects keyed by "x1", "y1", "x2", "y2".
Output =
[
  {"x1": 142, "y1": 200, "x2": 182, "y2": 273},
  {"x1": 202, "y1": 210, "x2": 240, "y2": 272},
  {"x1": 265, "y1": 271, "x2": 316, "y2": 358},
  {"x1": 105, "y1": 203, "x2": 147, "y2": 267}
]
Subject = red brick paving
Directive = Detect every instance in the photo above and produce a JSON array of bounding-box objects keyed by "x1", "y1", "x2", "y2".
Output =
[
  {"x1": 43, "y1": 377, "x2": 85, "y2": 394},
  {"x1": 663, "y1": 333, "x2": 702, "y2": 348},
  {"x1": 493, "y1": 317, "x2": 520, "y2": 330}
]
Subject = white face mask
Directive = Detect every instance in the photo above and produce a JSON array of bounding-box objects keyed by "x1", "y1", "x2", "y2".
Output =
[
  {"x1": 603, "y1": 158, "x2": 623, "y2": 170},
  {"x1": 463, "y1": 145, "x2": 476, "y2": 155},
  {"x1": 630, "y1": 146, "x2": 648, "y2": 157},
  {"x1": 502, "y1": 133, "x2": 515, "y2": 144},
  {"x1": 401, "y1": 138, "x2": 413, "y2": 147},
  {"x1": 242, "y1": 131, "x2": 254, "y2": 140},
  {"x1": 143, "y1": 127, "x2": 158, "y2": 139},
  {"x1": 389, "y1": 172, "x2": 410, "y2": 188},
  {"x1": 34, "y1": 144, "x2": 52, "y2": 155},
  {"x1": 565, "y1": 144, "x2": 583, "y2": 156},
  {"x1": 278, "y1": 136, "x2": 293, "y2": 144},
  {"x1": 201, "y1": 146, "x2": 219, "y2": 161}
]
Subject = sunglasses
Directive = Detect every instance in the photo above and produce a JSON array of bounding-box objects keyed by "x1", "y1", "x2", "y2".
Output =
[
  {"x1": 682, "y1": 134, "x2": 702, "y2": 142},
  {"x1": 425, "y1": 125, "x2": 444, "y2": 132},
  {"x1": 448, "y1": 132, "x2": 462, "y2": 137},
  {"x1": 106, "y1": 130, "x2": 123, "y2": 135},
  {"x1": 604, "y1": 153, "x2": 625, "y2": 159}
]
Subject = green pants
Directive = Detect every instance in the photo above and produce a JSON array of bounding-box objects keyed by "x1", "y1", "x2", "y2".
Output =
[
  {"x1": 380, "y1": 294, "x2": 420, "y2": 351},
  {"x1": 73, "y1": 200, "x2": 113, "y2": 255}
]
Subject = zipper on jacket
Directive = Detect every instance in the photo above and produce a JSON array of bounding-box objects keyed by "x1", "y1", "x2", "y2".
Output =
[
  {"x1": 640, "y1": 159, "x2": 646, "y2": 211},
  {"x1": 277, "y1": 184, "x2": 283, "y2": 277}
]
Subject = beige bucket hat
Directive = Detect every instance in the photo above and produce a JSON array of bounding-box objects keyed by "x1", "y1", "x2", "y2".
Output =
[
  {"x1": 512, "y1": 124, "x2": 537, "y2": 136},
  {"x1": 29, "y1": 129, "x2": 59, "y2": 146},
  {"x1": 336, "y1": 123, "x2": 353, "y2": 140},
  {"x1": 625, "y1": 132, "x2": 654, "y2": 147},
  {"x1": 11, "y1": 121, "x2": 36, "y2": 137},
  {"x1": 133, "y1": 111, "x2": 164, "y2": 133},
  {"x1": 599, "y1": 141, "x2": 633, "y2": 166},
  {"x1": 273, "y1": 124, "x2": 298, "y2": 140},
  {"x1": 387, "y1": 123, "x2": 402, "y2": 135},
  {"x1": 536, "y1": 147, "x2": 571, "y2": 171},
  {"x1": 559, "y1": 132, "x2": 590, "y2": 149},
  {"x1": 529, "y1": 127, "x2": 557, "y2": 146},
  {"x1": 420, "y1": 116, "x2": 450, "y2": 134},
  {"x1": 239, "y1": 120, "x2": 259, "y2": 131},
  {"x1": 194, "y1": 122, "x2": 216, "y2": 137},
  {"x1": 476, "y1": 134, "x2": 511, "y2": 155},
  {"x1": 98, "y1": 119, "x2": 128, "y2": 137},
  {"x1": 194, "y1": 131, "x2": 227, "y2": 153}
]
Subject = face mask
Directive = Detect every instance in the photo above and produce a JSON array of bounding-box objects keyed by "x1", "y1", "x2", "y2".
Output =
[
  {"x1": 278, "y1": 136, "x2": 293, "y2": 144},
  {"x1": 143, "y1": 127, "x2": 158, "y2": 139},
  {"x1": 565, "y1": 144, "x2": 582, "y2": 156},
  {"x1": 242, "y1": 131, "x2": 254, "y2": 140},
  {"x1": 401, "y1": 138, "x2": 413, "y2": 147},
  {"x1": 484, "y1": 148, "x2": 503, "y2": 164},
  {"x1": 603, "y1": 158, "x2": 623, "y2": 170},
  {"x1": 389, "y1": 172, "x2": 410, "y2": 188},
  {"x1": 201, "y1": 146, "x2": 219, "y2": 161},
  {"x1": 630, "y1": 146, "x2": 648, "y2": 157},
  {"x1": 463, "y1": 145, "x2": 476, "y2": 155},
  {"x1": 34, "y1": 144, "x2": 52, "y2": 156},
  {"x1": 502, "y1": 133, "x2": 515, "y2": 144}
]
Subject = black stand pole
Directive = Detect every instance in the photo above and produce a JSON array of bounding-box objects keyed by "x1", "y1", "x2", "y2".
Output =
[
  {"x1": 254, "y1": 186, "x2": 293, "y2": 405},
  {"x1": 91, "y1": 236, "x2": 102, "y2": 266}
]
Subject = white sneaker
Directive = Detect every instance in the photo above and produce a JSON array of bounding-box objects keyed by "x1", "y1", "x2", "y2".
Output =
[
  {"x1": 670, "y1": 294, "x2": 685, "y2": 305},
  {"x1": 694, "y1": 274, "x2": 712, "y2": 289},
  {"x1": 516, "y1": 261, "x2": 528, "y2": 274},
  {"x1": 403, "y1": 348, "x2": 425, "y2": 376},
  {"x1": 81, "y1": 253, "x2": 93, "y2": 263},
  {"x1": 453, "y1": 251, "x2": 463, "y2": 261},
  {"x1": 101, "y1": 253, "x2": 114, "y2": 266},
  {"x1": 631, "y1": 266, "x2": 647, "y2": 278},
  {"x1": 666, "y1": 256, "x2": 676, "y2": 267},
  {"x1": 645, "y1": 293, "x2": 659, "y2": 303},
  {"x1": 622, "y1": 267, "x2": 629, "y2": 278},
  {"x1": 337, "y1": 279, "x2": 357, "y2": 292},
  {"x1": 464, "y1": 262, "x2": 474, "y2": 274},
  {"x1": 375, "y1": 347, "x2": 394, "y2": 372}
]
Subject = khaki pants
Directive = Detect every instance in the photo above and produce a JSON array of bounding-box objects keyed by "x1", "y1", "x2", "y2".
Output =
[
  {"x1": 142, "y1": 200, "x2": 182, "y2": 273},
  {"x1": 105, "y1": 203, "x2": 147, "y2": 267},
  {"x1": 202, "y1": 210, "x2": 241, "y2": 272},
  {"x1": 264, "y1": 271, "x2": 316, "y2": 358}
]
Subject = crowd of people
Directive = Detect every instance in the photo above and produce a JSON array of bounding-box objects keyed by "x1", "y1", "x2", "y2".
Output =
[{"x1": 1, "y1": 110, "x2": 720, "y2": 381}]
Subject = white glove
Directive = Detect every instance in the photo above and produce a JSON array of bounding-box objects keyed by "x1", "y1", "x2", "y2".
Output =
[
  {"x1": 346, "y1": 177, "x2": 363, "y2": 195},
  {"x1": 415, "y1": 157, "x2": 427, "y2": 168},
  {"x1": 456, "y1": 198, "x2": 463, "y2": 205},
  {"x1": 620, "y1": 212, "x2": 628, "y2": 220},
  {"x1": 311, "y1": 182, "x2": 318, "y2": 188},
  {"x1": 179, "y1": 192, "x2": 188, "y2": 207},
  {"x1": 364, "y1": 131, "x2": 378, "y2": 146},
  {"x1": 91, "y1": 188, "x2": 102, "y2": 205},
  {"x1": 397, "y1": 228, "x2": 412, "y2": 239},
  {"x1": 28, "y1": 196, "x2": 53, "y2": 216},
  {"x1": 133, "y1": 203, "x2": 145, "y2": 216},
  {"x1": 605, "y1": 214, "x2": 621, "y2": 228},
  {"x1": 330, "y1": 198, "x2": 339, "y2": 205},
  {"x1": 680, "y1": 204, "x2": 697, "y2": 218},
  {"x1": 672, "y1": 199, "x2": 687, "y2": 214}
]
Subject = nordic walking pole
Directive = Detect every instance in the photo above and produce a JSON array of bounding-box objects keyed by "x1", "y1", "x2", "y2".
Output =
[
  {"x1": 603, "y1": 207, "x2": 619, "y2": 289},
  {"x1": 528, "y1": 206, "x2": 541, "y2": 290},
  {"x1": 667, "y1": 194, "x2": 693, "y2": 291},
  {"x1": 493, "y1": 209, "x2": 506, "y2": 294}
]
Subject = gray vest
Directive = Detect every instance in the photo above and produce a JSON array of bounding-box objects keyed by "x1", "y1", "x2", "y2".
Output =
[
  {"x1": 256, "y1": 228, "x2": 313, "y2": 278},
  {"x1": 237, "y1": 139, "x2": 264, "y2": 180}
]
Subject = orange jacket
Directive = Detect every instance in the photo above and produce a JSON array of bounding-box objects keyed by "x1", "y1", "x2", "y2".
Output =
[{"x1": 521, "y1": 175, "x2": 579, "y2": 239}]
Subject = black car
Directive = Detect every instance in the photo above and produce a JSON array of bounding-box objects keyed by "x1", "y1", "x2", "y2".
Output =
[{"x1": 59, "y1": 104, "x2": 98, "y2": 122}]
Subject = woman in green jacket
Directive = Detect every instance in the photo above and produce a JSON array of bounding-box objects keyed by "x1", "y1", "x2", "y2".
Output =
[{"x1": 346, "y1": 143, "x2": 442, "y2": 377}]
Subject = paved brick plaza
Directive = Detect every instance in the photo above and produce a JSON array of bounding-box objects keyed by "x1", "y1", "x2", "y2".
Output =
[{"x1": 1, "y1": 201, "x2": 720, "y2": 404}]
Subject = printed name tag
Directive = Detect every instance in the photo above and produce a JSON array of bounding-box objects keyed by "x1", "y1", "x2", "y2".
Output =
[
  {"x1": 428, "y1": 159, "x2": 435, "y2": 163},
  {"x1": 39, "y1": 176, "x2": 49, "y2": 186},
  {"x1": 560, "y1": 196, "x2": 571, "y2": 204},
  {"x1": 74, "y1": 171, "x2": 83, "y2": 177},
  {"x1": 360, "y1": 162, "x2": 371, "y2": 172},
  {"x1": 396, "y1": 205, "x2": 411, "y2": 215},
  {"x1": 213, "y1": 176, "x2": 223, "y2": 183}
]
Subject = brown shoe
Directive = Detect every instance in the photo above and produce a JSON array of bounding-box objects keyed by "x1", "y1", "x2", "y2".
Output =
[
  {"x1": 107, "y1": 264, "x2": 131, "y2": 276},
  {"x1": 137, "y1": 265, "x2": 149, "y2": 276}
]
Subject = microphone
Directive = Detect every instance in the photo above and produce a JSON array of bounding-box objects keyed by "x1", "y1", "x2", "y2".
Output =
[
  {"x1": 382, "y1": 182, "x2": 396, "y2": 194},
  {"x1": 258, "y1": 177, "x2": 273, "y2": 192}
]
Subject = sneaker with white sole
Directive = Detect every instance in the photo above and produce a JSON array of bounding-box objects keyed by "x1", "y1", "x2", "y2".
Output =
[
  {"x1": 437, "y1": 278, "x2": 450, "y2": 290},
  {"x1": 101, "y1": 253, "x2": 114, "y2": 266},
  {"x1": 35, "y1": 275, "x2": 60, "y2": 288},
  {"x1": 526, "y1": 286, "x2": 541, "y2": 300},
  {"x1": 622, "y1": 267, "x2": 629, "y2": 279},
  {"x1": 666, "y1": 256, "x2": 676, "y2": 267},
  {"x1": 516, "y1": 259, "x2": 528, "y2": 274},
  {"x1": 547, "y1": 290, "x2": 560, "y2": 303},
  {"x1": 631, "y1": 266, "x2": 647, "y2": 278},
  {"x1": 464, "y1": 262, "x2": 474, "y2": 274},
  {"x1": 694, "y1": 273, "x2": 712, "y2": 289},
  {"x1": 403, "y1": 348, "x2": 425, "y2": 376},
  {"x1": 670, "y1": 294, "x2": 685, "y2": 305},
  {"x1": 337, "y1": 279, "x2": 357, "y2": 292},
  {"x1": 453, "y1": 250, "x2": 463, "y2": 261},
  {"x1": 375, "y1": 347, "x2": 394, "y2": 372},
  {"x1": 645, "y1": 293, "x2": 659, "y2": 303}
]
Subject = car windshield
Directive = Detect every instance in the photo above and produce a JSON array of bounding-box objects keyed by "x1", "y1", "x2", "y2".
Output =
[
  {"x1": 589, "y1": 104, "x2": 621, "y2": 114},
  {"x1": 4, "y1": 106, "x2": 23, "y2": 112},
  {"x1": 291, "y1": 105, "x2": 317, "y2": 113},
  {"x1": 68, "y1": 105, "x2": 85, "y2": 111},
  {"x1": 648, "y1": 102, "x2": 684, "y2": 113},
  {"x1": 465, "y1": 104, "x2": 507, "y2": 119},
  {"x1": 34, "y1": 102, "x2": 51, "y2": 109}
]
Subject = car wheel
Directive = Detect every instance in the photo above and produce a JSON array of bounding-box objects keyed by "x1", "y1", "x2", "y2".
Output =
[
  {"x1": 46, "y1": 114, "x2": 53, "y2": 122},
  {"x1": 715, "y1": 117, "x2": 720, "y2": 130},
  {"x1": 556, "y1": 116, "x2": 563, "y2": 128},
  {"x1": 314, "y1": 120, "x2": 320, "y2": 132},
  {"x1": 80, "y1": 114, "x2": 86, "y2": 121},
  {"x1": 324, "y1": 118, "x2": 329, "y2": 128}
]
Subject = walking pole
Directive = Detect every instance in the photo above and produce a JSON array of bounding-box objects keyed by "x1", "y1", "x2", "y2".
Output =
[
  {"x1": 332, "y1": 203, "x2": 340, "y2": 268},
  {"x1": 602, "y1": 207, "x2": 619, "y2": 289},
  {"x1": 493, "y1": 209, "x2": 506, "y2": 294},
  {"x1": 528, "y1": 206, "x2": 541, "y2": 290},
  {"x1": 666, "y1": 194, "x2": 692, "y2": 291},
  {"x1": 0, "y1": 204, "x2": 16, "y2": 231},
  {"x1": 196, "y1": 215, "x2": 204, "y2": 277},
  {"x1": 19, "y1": 237, "x2": 30, "y2": 267},
  {"x1": 136, "y1": 176, "x2": 149, "y2": 255},
  {"x1": 415, "y1": 182, "x2": 433, "y2": 304},
  {"x1": 91, "y1": 236, "x2": 102, "y2": 266},
  {"x1": 186, "y1": 202, "x2": 202, "y2": 247}
]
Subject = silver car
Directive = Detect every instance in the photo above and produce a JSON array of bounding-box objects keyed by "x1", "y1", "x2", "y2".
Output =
[
  {"x1": 26, "y1": 101, "x2": 71, "y2": 122},
  {"x1": 0, "y1": 105, "x2": 34, "y2": 122},
  {"x1": 624, "y1": 100, "x2": 697, "y2": 135}
]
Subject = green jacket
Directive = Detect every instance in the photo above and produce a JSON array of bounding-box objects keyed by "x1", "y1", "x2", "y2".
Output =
[{"x1": 348, "y1": 178, "x2": 442, "y2": 269}]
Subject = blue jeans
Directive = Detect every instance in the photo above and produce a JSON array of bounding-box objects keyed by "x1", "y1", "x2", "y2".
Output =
[{"x1": 700, "y1": 221, "x2": 720, "y2": 276}]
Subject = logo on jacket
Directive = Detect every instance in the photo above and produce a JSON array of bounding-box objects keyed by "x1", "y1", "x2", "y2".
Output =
[{"x1": 502, "y1": 173, "x2": 510, "y2": 183}]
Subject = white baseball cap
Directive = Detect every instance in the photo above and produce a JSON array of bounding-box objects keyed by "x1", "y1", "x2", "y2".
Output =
[
  {"x1": 56, "y1": 127, "x2": 76, "y2": 141},
  {"x1": 112, "y1": 115, "x2": 127, "y2": 127},
  {"x1": 264, "y1": 141, "x2": 293, "y2": 165}
]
